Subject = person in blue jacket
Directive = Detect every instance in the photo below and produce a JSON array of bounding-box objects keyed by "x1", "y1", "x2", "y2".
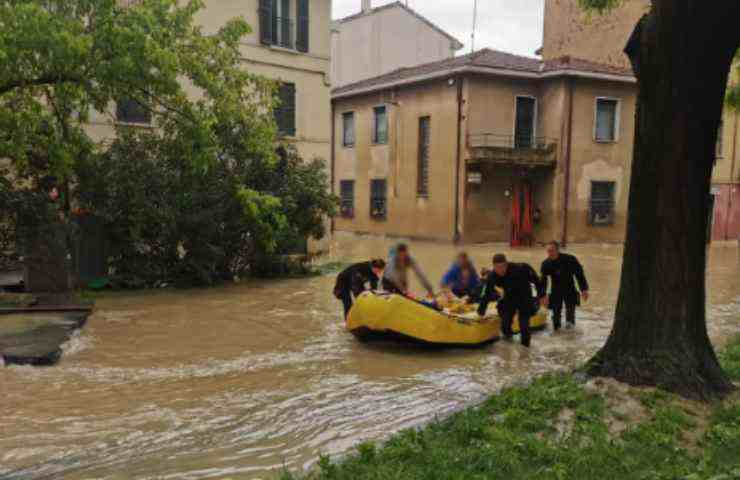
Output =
[{"x1": 440, "y1": 252, "x2": 481, "y2": 302}]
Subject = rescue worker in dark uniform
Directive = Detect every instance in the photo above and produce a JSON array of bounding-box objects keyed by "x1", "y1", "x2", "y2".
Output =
[
  {"x1": 334, "y1": 259, "x2": 386, "y2": 318},
  {"x1": 477, "y1": 254, "x2": 545, "y2": 348},
  {"x1": 540, "y1": 241, "x2": 589, "y2": 330}
]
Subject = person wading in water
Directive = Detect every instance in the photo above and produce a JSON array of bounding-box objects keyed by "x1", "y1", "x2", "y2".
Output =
[
  {"x1": 540, "y1": 241, "x2": 589, "y2": 330},
  {"x1": 333, "y1": 259, "x2": 386, "y2": 318},
  {"x1": 477, "y1": 254, "x2": 545, "y2": 348}
]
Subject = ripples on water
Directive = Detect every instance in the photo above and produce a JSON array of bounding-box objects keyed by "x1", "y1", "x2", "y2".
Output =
[{"x1": 1, "y1": 237, "x2": 739, "y2": 479}]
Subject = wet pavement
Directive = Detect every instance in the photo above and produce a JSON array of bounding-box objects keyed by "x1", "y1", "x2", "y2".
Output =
[{"x1": 1, "y1": 235, "x2": 738, "y2": 480}]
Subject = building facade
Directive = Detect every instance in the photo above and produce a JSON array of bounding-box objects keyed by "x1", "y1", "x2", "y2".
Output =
[
  {"x1": 88, "y1": 0, "x2": 333, "y2": 165},
  {"x1": 542, "y1": 0, "x2": 740, "y2": 242},
  {"x1": 330, "y1": 1, "x2": 463, "y2": 88},
  {"x1": 332, "y1": 49, "x2": 637, "y2": 245}
]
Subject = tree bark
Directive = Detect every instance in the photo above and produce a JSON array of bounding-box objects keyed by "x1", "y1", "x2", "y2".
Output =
[{"x1": 587, "y1": 0, "x2": 740, "y2": 400}]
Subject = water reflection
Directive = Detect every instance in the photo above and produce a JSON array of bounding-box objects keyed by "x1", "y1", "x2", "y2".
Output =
[{"x1": 1, "y1": 235, "x2": 738, "y2": 479}]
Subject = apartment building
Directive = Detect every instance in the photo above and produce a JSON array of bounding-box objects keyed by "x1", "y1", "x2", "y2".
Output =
[
  {"x1": 331, "y1": 1, "x2": 463, "y2": 88},
  {"x1": 542, "y1": 0, "x2": 740, "y2": 242},
  {"x1": 88, "y1": 0, "x2": 332, "y2": 164},
  {"x1": 331, "y1": 49, "x2": 636, "y2": 244}
]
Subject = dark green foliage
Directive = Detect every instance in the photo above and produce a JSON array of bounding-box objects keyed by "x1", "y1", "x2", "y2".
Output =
[
  {"x1": 720, "y1": 335, "x2": 740, "y2": 381},
  {"x1": 75, "y1": 131, "x2": 336, "y2": 288}
]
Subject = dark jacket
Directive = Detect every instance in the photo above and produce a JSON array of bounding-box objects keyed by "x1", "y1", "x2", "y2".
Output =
[
  {"x1": 477, "y1": 263, "x2": 545, "y2": 316},
  {"x1": 334, "y1": 262, "x2": 379, "y2": 297},
  {"x1": 541, "y1": 253, "x2": 589, "y2": 306}
]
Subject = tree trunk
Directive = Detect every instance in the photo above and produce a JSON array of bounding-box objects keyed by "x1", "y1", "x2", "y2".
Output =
[{"x1": 587, "y1": 0, "x2": 740, "y2": 400}]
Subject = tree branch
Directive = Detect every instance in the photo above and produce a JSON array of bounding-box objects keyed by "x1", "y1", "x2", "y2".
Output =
[{"x1": 0, "y1": 74, "x2": 85, "y2": 96}]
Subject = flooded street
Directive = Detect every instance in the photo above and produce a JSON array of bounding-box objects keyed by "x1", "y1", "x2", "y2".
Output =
[{"x1": 2, "y1": 236, "x2": 739, "y2": 480}]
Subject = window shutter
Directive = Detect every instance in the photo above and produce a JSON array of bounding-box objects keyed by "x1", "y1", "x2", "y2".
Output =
[
  {"x1": 258, "y1": 0, "x2": 273, "y2": 45},
  {"x1": 296, "y1": 0, "x2": 309, "y2": 53}
]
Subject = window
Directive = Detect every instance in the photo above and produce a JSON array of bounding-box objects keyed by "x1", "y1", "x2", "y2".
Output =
[
  {"x1": 589, "y1": 181, "x2": 616, "y2": 226},
  {"x1": 373, "y1": 106, "x2": 388, "y2": 144},
  {"x1": 340, "y1": 180, "x2": 355, "y2": 218},
  {"x1": 417, "y1": 116, "x2": 431, "y2": 196},
  {"x1": 370, "y1": 179, "x2": 387, "y2": 220},
  {"x1": 258, "y1": 0, "x2": 309, "y2": 52},
  {"x1": 116, "y1": 98, "x2": 150, "y2": 124},
  {"x1": 274, "y1": 83, "x2": 296, "y2": 136},
  {"x1": 342, "y1": 112, "x2": 355, "y2": 147},
  {"x1": 595, "y1": 98, "x2": 619, "y2": 142},
  {"x1": 716, "y1": 119, "x2": 724, "y2": 160}
]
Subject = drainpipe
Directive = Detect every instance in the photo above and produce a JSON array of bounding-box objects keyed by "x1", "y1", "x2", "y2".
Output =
[
  {"x1": 330, "y1": 99, "x2": 336, "y2": 234},
  {"x1": 727, "y1": 109, "x2": 739, "y2": 240},
  {"x1": 454, "y1": 75, "x2": 464, "y2": 243},
  {"x1": 561, "y1": 78, "x2": 575, "y2": 248}
]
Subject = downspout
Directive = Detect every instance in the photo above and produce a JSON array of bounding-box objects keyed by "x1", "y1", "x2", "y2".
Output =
[
  {"x1": 727, "y1": 109, "x2": 739, "y2": 240},
  {"x1": 454, "y1": 75, "x2": 463, "y2": 243},
  {"x1": 561, "y1": 77, "x2": 575, "y2": 248},
  {"x1": 330, "y1": 99, "x2": 336, "y2": 234}
]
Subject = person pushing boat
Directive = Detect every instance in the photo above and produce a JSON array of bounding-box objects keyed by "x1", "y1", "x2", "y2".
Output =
[
  {"x1": 382, "y1": 243, "x2": 434, "y2": 299},
  {"x1": 540, "y1": 241, "x2": 589, "y2": 331},
  {"x1": 477, "y1": 254, "x2": 546, "y2": 348},
  {"x1": 334, "y1": 259, "x2": 386, "y2": 318}
]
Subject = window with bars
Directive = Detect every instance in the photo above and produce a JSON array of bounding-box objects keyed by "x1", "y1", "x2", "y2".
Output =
[
  {"x1": 340, "y1": 180, "x2": 354, "y2": 218},
  {"x1": 595, "y1": 98, "x2": 619, "y2": 142},
  {"x1": 417, "y1": 116, "x2": 430, "y2": 197},
  {"x1": 370, "y1": 179, "x2": 387, "y2": 220},
  {"x1": 589, "y1": 181, "x2": 616, "y2": 226},
  {"x1": 116, "y1": 98, "x2": 151, "y2": 124},
  {"x1": 274, "y1": 83, "x2": 296, "y2": 136},
  {"x1": 342, "y1": 112, "x2": 355, "y2": 147},
  {"x1": 373, "y1": 106, "x2": 388, "y2": 144}
]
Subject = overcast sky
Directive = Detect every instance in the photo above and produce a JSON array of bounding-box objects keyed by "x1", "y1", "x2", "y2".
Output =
[{"x1": 332, "y1": 0, "x2": 545, "y2": 58}]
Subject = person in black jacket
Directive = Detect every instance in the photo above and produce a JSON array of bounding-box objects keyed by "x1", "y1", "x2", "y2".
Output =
[
  {"x1": 540, "y1": 241, "x2": 589, "y2": 330},
  {"x1": 477, "y1": 254, "x2": 545, "y2": 347},
  {"x1": 334, "y1": 259, "x2": 386, "y2": 318}
]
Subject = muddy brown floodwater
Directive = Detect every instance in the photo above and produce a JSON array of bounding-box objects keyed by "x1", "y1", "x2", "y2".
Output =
[{"x1": 2, "y1": 235, "x2": 739, "y2": 480}]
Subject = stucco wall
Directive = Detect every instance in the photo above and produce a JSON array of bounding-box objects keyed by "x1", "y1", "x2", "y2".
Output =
[
  {"x1": 86, "y1": 0, "x2": 331, "y2": 166},
  {"x1": 333, "y1": 80, "x2": 461, "y2": 240},
  {"x1": 331, "y1": 5, "x2": 457, "y2": 88},
  {"x1": 541, "y1": 0, "x2": 649, "y2": 69}
]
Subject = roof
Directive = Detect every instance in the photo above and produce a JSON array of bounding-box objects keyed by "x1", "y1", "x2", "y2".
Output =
[
  {"x1": 335, "y1": 1, "x2": 464, "y2": 51},
  {"x1": 332, "y1": 48, "x2": 636, "y2": 99}
]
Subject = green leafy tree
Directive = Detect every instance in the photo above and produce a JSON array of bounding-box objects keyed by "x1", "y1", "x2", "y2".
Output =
[{"x1": 579, "y1": 0, "x2": 739, "y2": 399}]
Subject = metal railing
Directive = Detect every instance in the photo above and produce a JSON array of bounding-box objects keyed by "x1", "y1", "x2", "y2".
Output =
[
  {"x1": 271, "y1": 17, "x2": 295, "y2": 50},
  {"x1": 469, "y1": 133, "x2": 557, "y2": 150}
]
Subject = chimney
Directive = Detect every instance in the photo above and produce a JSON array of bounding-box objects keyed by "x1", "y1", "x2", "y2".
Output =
[{"x1": 362, "y1": 0, "x2": 371, "y2": 13}]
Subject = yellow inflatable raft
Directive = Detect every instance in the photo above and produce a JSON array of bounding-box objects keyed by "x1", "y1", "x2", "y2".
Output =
[{"x1": 346, "y1": 293, "x2": 548, "y2": 346}]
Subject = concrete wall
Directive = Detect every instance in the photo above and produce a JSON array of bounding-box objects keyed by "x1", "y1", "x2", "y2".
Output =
[
  {"x1": 541, "y1": 0, "x2": 649, "y2": 69},
  {"x1": 331, "y1": 4, "x2": 457, "y2": 88},
  {"x1": 333, "y1": 80, "x2": 461, "y2": 240}
]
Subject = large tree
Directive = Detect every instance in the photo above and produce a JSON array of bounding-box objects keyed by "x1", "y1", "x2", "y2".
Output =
[{"x1": 580, "y1": 0, "x2": 740, "y2": 399}]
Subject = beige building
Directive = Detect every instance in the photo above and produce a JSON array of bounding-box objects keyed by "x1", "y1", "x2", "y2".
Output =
[
  {"x1": 88, "y1": 0, "x2": 332, "y2": 164},
  {"x1": 541, "y1": 0, "x2": 740, "y2": 241},
  {"x1": 332, "y1": 49, "x2": 637, "y2": 244},
  {"x1": 331, "y1": 1, "x2": 463, "y2": 88}
]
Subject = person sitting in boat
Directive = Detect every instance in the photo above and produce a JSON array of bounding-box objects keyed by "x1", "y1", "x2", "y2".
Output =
[
  {"x1": 440, "y1": 252, "x2": 481, "y2": 303},
  {"x1": 334, "y1": 259, "x2": 386, "y2": 318},
  {"x1": 382, "y1": 243, "x2": 434, "y2": 299},
  {"x1": 477, "y1": 254, "x2": 546, "y2": 348}
]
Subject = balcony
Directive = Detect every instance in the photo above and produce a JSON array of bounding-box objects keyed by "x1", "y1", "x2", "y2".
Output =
[{"x1": 468, "y1": 133, "x2": 558, "y2": 168}]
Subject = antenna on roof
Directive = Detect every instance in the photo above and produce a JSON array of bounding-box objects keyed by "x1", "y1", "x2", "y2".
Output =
[{"x1": 470, "y1": 0, "x2": 478, "y2": 54}]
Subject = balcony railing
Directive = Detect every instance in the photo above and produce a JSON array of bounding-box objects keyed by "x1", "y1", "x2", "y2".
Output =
[
  {"x1": 468, "y1": 133, "x2": 559, "y2": 167},
  {"x1": 272, "y1": 17, "x2": 295, "y2": 49}
]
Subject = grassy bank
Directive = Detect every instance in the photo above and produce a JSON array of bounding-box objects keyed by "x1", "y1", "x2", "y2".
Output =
[{"x1": 283, "y1": 336, "x2": 740, "y2": 480}]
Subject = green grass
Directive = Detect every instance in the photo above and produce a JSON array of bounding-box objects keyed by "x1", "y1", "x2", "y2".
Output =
[{"x1": 281, "y1": 338, "x2": 740, "y2": 480}]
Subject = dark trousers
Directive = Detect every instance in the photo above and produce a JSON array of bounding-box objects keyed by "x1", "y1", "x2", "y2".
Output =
[
  {"x1": 551, "y1": 298, "x2": 577, "y2": 330},
  {"x1": 500, "y1": 304, "x2": 532, "y2": 347},
  {"x1": 337, "y1": 289, "x2": 354, "y2": 318}
]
